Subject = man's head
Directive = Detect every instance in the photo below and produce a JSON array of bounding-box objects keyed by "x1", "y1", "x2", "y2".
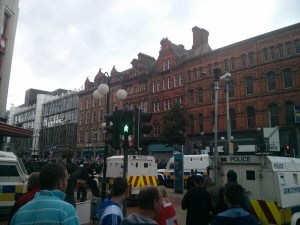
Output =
[
  {"x1": 224, "y1": 183, "x2": 244, "y2": 207},
  {"x1": 111, "y1": 177, "x2": 128, "y2": 198},
  {"x1": 27, "y1": 172, "x2": 40, "y2": 191},
  {"x1": 227, "y1": 170, "x2": 237, "y2": 183},
  {"x1": 39, "y1": 163, "x2": 68, "y2": 192},
  {"x1": 194, "y1": 175, "x2": 204, "y2": 186},
  {"x1": 138, "y1": 185, "x2": 162, "y2": 216}
]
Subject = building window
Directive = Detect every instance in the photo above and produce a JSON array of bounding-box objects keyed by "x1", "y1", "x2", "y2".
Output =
[
  {"x1": 267, "y1": 72, "x2": 276, "y2": 91},
  {"x1": 249, "y1": 52, "x2": 254, "y2": 66},
  {"x1": 79, "y1": 131, "x2": 84, "y2": 143},
  {"x1": 270, "y1": 46, "x2": 275, "y2": 61},
  {"x1": 1, "y1": 12, "x2": 10, "y2": 37},
  {"x1": 167, "y1": 77, "x2": 171, "y2": 89},
  {"x1": 80, "y1": 114, "x2": 84, "y2": 125},
  {"x1": 245, "y1": 76, "x2": 253, "y2": 96},
  {"x1": 188, "y1": 90, "x2": 194, "y2": 105},
  {"x1": 208, "y1": 64, "x2": 212, "y2": 76},
  {"x1": 224, "y1": 59, "x2": 228, "y2": 72},
  {"x1": 228, "y1": 81, "x2": 234, "y2": 98},
  {"x1": 286, "y1": 41, "x2": 291, "y2": 56},
  {"x1": 175, "y1": 96, "x2": 183, "y2": 106},
  {"x1": 283, "y1": 68, "x2": 293, "y2": 89},
  {"x1": 198, "y1": 113, "x2": 204, "y2": 132},
  {"x1": 263, "y1": 48, "x2": 268, "y2": 62},
  {"x1": 229, "y1": 108, "x2": 236, "y2": 130},
  {"x1": 163, "y1": 60, "x2": 166, "y2": 71},
  {"x1": 153, "y1": 122, "x2": 160, "y2": 137},
  {"x1": 164, "y1": 99, "x2": 171, "y2": 110},
  {"x1": 199, "y1": 67, "x2": 204, "y2": 76},
  {"x1": 84, "y1": 130, "x2": 89, "y2": 143},
  {"x1": 152, "y1": 81, "x2": 156, "y2": 93},
  {"x1": 278, "y1": 44, "x2": 284, "y2": 58},
  {"x1": 193, "y1": 68, "x2": 197, "y2": 80},
  {"x1": 153, "y1": 101, "x2": 160, "y2": 112},
  {"x1": 86, "y1": 113, "x2": 90, "y2": 124},
  {"x1": 179, "y1": 74, "x2": 183, "y2": 86},
  {"x1": 230, "y1": 57, "x2": 235, "y2": 70},
  {"x1": 92, "y1": 111, "x2": 96, "y2": 123},
  {"x1": 268, "y1": 104, "x2": 279, "y2": 127},
  {"x1": 294, "y1": 39, "x2": 300, "y2": 54},
  {"x1": 246, "y1": 106, "x2": 256, "y2": 129},
  {"x1": 162, "y1": 79, "x2": 166, "y2": 90},
  {"x1": 189, "y1": 115, "x2": 194, "y2": 134},
  {"x1": 197, "y1": 88, "x2": 203, "y2": 103},
  {"x1": 98, "y1": 110, "x2": 103, "y2": 122},
  {"x1": 187, "y1": 70, "x2": 192, "y2": 81},
  {"x1": 241, "y1": 54, "x2": 246, "y2": 68},
  {"x1": 167, "y1": 59, "x2": 171, "y2": 69},
  {"x1": 285, "y1": 101, "x2": 295, "y2": 126},
  {"x1": 211, "y1": 84, "x2": 215, "y2": 101},
  {"x1": 157, "y1": 81, "x2": 160, "y2": 92}
]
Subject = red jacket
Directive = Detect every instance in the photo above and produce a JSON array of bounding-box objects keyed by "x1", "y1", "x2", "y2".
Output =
[{"x1": 155, "y1": 199, "x2": 178, "y2": 225}]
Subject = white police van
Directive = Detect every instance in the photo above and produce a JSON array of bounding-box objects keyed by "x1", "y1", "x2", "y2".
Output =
[{"x1": 0, "y1": 151, "x2": 28, "y2": 216}]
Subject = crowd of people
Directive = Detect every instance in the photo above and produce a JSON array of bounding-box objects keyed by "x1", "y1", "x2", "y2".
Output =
[{"x1": 8, "y1": 156, "x2": 260, "y2": 225}]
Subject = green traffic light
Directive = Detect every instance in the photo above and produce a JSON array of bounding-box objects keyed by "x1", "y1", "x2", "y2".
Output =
[{"x1": 124, "y1": 124, "x2": 129, "y2": 133}]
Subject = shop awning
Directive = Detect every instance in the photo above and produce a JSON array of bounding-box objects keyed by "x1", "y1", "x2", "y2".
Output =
[{"x1": 0, "y1": 122, "x2": 32, "y2": 138}]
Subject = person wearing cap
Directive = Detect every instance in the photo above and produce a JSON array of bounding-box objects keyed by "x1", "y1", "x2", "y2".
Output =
[
  {"x1": 216, "y1": 169, "x2": 251, "y2": 213},
  {"x1": 181, "y1": 175, "x2": 214, "y2": 225},
  {"x1": 212, "y1": 183, "x2": 259, "y2": 225}
]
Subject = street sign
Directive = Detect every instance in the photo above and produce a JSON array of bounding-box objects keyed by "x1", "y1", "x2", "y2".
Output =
[{"x1": 295, "y1": 105, "x2": 300, "y2": 123}]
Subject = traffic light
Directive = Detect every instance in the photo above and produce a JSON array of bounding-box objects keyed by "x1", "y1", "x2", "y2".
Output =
[
  {"x1": 120, "y1": 110, "x2": 133, "y2": 136},
  {"x1": 284, "y1": 144, "x2": 292, "y2": 156},
  {"x1": 134, "y1": 108, "x2": 152, "y2": 149},
  {"x1": 104, "y1": 111, "x2": 120, "y2": 149}
]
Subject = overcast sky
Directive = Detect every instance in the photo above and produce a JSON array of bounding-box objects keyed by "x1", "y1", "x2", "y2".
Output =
[{"x1": 6, "y1": 0, "x2": 300, "y2": 109}]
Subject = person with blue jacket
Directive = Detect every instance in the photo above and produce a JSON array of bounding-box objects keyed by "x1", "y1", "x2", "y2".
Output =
[
  {"x1": 97, "y1": 177, "x2": 128, "y2": 225},
  {"x1": 212, "y1": 183, "x2": 259, "y2": 225}
]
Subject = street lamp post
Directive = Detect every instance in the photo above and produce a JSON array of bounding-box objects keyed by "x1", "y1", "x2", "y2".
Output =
[
  {"x1": 213, "y1": 67, "x2": 221, "y2": 185},
  {"x1": 93, "y1": 71, "x2": 127, "y2": 201},
  {"x1": 220, "y1": 73, "x2": 232, "y2": 154}
]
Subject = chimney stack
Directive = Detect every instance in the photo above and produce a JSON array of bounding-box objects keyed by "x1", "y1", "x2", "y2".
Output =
[{"x1": 192, "y1": 26, "x2": 209, "y2": 50}]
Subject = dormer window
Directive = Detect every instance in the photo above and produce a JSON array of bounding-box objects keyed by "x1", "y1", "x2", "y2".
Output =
[
  {"x1": 163, "y1": 60, "x2": 166, "y2": 71},
  {"x1": 167, "y1": 59, "x2": 171, "y2": 69}
]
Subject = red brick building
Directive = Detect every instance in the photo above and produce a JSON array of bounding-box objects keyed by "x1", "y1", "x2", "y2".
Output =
[{"x1": 77, "y1": 23, "x2": 300, "y2": 158}]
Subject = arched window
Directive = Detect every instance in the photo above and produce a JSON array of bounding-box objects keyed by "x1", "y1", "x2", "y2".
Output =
[
  {"x1": 245, "y1": 76, "x2": 253, "y2": 96},
  {"x1": 229, "y1": 108, "x2": 236, "y2": 130},
  {"x1": 153, "y1": 122, "x2": 160, "y2": 137},
  {"x1": 198, "y1": 113, "x2": 204, "y2": 132},
  {"x1": 285, "y1": 101, "x2": 295, "y2": 126},
  {"x1": 267, "y1": 71, "x2": 276, "y2": 91},
  {"x1": 282, "y1": 68, "x2": 293, "y2": 89},
  {"x1": 198, "y1": 87, "x2": 203, "y2": 103},
  {"x1": 189, "y1": 114, "x2": 194, "y2": 134},
  {"x1": 268, "y1": 103, "x2": 279, "y2": 127},
  {"x1": 246, "y1": 106, "x2": 256, "y2": 129}
]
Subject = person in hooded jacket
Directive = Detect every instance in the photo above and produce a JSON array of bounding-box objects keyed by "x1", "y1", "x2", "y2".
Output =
[
  {"x1": 97, "y1": 177, "x2": 128, "y2": 225},
  {"x1": 212, "y1": 183, "x2": 259, "y2": 225}
]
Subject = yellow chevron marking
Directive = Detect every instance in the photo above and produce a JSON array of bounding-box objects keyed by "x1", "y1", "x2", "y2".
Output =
[
  {"x1": 266, "y1": 201, "x2": 280, "y2": 224},
  {"x1": 250, "y1": 199, "x2": 269, "y2": 225},
  {"x1": 152, "y1": 176, "x2": 157, "y2": 185}
]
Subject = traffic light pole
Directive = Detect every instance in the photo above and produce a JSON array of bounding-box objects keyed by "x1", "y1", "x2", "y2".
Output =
[{"x1": 122, "y1": 134, "x2": 129, "y2": 178}]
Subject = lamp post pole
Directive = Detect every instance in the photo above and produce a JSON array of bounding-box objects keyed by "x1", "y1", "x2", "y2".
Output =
[
  {"x1": 225, "y1": 78, "x2": 231, "y2": 154},
  {"x1": 102, "y1": 73, "x2": 110, "y2": 201},
  {"x1": 93, "y1": 70, "x2": 127, "y2": 201},
  {"x1": 213, "y1": 67, "x2": 221, "y2": 185}
]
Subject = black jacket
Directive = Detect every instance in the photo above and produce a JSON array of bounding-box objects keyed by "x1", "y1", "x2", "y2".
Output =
[{"x1": 182, "y1": 186, "x2": 213, "y2": 225}]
